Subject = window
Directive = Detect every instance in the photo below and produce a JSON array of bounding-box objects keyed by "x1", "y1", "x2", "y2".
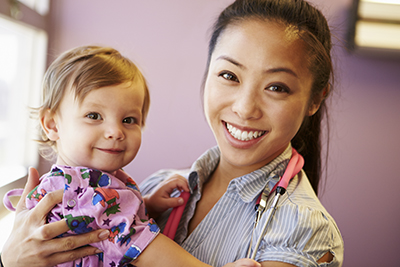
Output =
[
  {"x1": 0, "y1": 14, "x2": 47, "y2": 187},
  {"x1": 348, "y1": 0, "x2": 400, "y2": 54},
  {"x1": 0, "y1": 0, "x2": 49, "y2": 251},
  {"x1": 0, "y1": 0, "x2": 48, "y2": 187},
  {"x1": 18, "y1": 0, "x2": 49, "y2": 15}
]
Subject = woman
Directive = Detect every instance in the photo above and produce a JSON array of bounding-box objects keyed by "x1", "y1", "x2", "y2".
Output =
[{"x1": 2, "y1": 0, "x2": 343, "y2": 266}]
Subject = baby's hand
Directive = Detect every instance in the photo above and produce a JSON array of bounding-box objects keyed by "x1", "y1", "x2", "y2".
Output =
[
  {"x1": 143, "y1": 174, "x2": 189, "y2": 219},
  {"x1": 223, "y1": 258, "x2": 261, "y2": 267}
]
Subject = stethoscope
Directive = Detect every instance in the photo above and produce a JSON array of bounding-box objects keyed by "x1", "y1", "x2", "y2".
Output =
[
  {"x1": 163, "y1": 147, "x2": 304, "y2": 261},
  {"x1": 246, "y1": 148, "x2": 304, "y2": 259}
]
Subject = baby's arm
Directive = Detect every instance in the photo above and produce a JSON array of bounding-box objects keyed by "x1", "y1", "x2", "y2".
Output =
[
  {"x1": 142, "y1": 174, "x2": 189, "y2": 219},
  {"x1": 133, "y1": 233, "x2": 260, "y2": 267}
]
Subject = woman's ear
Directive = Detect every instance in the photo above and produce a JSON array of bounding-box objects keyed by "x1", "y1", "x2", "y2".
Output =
[
  {"x1": 40, "y1": 109, "x2": 59, "y2": 141},
  {"x1": 308, "y1": 85, "x2": 330, "y2": 116}
]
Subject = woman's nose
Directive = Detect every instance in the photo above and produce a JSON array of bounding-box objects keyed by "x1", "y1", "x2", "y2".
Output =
[
  {"x1": 105, "y1": 123, "x2": 125, "y2": 140},
  {"x1": 231, "y1": 88, "x2": 262, "y2": 120}
]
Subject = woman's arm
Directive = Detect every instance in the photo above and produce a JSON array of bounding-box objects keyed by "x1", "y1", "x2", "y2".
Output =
[{"x1": 1, "y1": 167, "x2": 110, "y2": 267}]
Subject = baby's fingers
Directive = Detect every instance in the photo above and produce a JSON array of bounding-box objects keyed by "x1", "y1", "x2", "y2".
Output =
[
  {"x1": 165, "y1": 174, "x2": 190, "y2": 192},
  {"x1": 160, "y1": 195, "x2": 185, "y2": 209}
]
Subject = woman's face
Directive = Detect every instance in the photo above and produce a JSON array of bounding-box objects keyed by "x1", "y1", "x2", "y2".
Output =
[{"x1": 204, "y1": 19, "x2": 320, "y2": 175}]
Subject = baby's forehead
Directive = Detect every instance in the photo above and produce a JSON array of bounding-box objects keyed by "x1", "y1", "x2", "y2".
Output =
[
  {"x1": 77, "y1": 83, "x2": 144, "y2": 107},
  {"x1": 75, "y1": 80, "x2": 144, "y2": 97}
]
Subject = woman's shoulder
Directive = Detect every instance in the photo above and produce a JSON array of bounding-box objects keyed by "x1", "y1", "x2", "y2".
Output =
[
  {"x1": 284, "y1": 170, "x2": 329, "y2": 212},
  {"x1": 261, "y1": 170, "x2": 344, "y2": 265},
  {"x1": 256, "y1": 171, "x2": 344, "y2": 265},
  {"x1": 279, "y1": 171, "x2": 340, "y2": 231}
]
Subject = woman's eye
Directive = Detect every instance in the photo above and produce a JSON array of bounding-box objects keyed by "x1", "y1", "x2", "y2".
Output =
[
  {"x1": 266, "y1": 84, "x2": 289, "y2": 93},
  {"x1": 219, "y1": 72, "x2": 239, "y2": 82},
  {"x1": 86, "y1": 113, "x2": 102, "y2": 120},
  {"x1": 123, "y1": 117, "x2": 137, "y2": 124}
]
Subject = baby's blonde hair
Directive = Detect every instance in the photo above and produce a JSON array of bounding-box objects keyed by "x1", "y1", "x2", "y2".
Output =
[{"x1": 34, "y1": 45, "x2": 150, "y2": 159}]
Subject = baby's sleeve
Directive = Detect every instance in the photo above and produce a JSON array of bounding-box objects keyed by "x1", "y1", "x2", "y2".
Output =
[{"x1": 25, "y1": 172, "x2": 65, "y2": 211}]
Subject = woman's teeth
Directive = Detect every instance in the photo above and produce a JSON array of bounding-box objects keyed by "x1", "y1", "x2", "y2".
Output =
[{"x1": 226, "y1": 123, "x2": 266, "y2": 141}]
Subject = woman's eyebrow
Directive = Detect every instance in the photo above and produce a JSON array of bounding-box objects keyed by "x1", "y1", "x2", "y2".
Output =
[
  {"x1": 216, "y1": 55, "x2": 244, "y2": 68},
  {"x1": 216, "y1": 55, "x2": 298, "y2": 78},
  {"x1": 266, "y1": 67, "x2": 298, "y2": 78}
]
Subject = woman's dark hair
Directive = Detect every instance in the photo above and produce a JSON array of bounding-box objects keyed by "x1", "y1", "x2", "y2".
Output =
[{"x1": 203, "y1": 0, "x2": 333, "y2": 195}]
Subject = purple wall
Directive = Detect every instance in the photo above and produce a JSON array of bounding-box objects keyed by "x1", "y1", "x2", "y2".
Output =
[{"x1": 47, "y1": 1, "x2": 400, "y2": 266}]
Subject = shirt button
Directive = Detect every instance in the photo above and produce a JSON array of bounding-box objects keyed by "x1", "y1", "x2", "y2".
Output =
[{"x1": 67, "y1": 199, "x2": 76, "y2": 208}]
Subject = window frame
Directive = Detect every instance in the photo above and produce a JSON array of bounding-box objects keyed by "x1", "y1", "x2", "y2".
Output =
[
  {"x1": 0, "y1": 0, "x2": 49, "y2": 31},
  {"x1": 0, "y1": 0, "x2": 49, "y2": 229}
]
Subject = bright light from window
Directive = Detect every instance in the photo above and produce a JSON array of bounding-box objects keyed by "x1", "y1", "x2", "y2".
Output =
[
  {"x1": 0, "y1": 15, "x2": 47, "y2": 187},
  {"x1": 363, "y1": 0, "x2": 400, "y2": 4},
  {"x1": 354, "y1": 0, "x2": 400, "y2": 52},
  {"x1": 355, "y1": 21, "x2": 400, "y2": 50},
  {"x1": 18, "y1": 0, "x2": 49, "y2": 15},
  {"x1": 359, "y1": 0, "x2": 400, "y2": 20}
]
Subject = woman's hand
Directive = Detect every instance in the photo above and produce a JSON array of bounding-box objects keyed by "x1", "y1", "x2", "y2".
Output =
[{"x1": 1, "y1": 167, "x2": 110, "y2": 267}]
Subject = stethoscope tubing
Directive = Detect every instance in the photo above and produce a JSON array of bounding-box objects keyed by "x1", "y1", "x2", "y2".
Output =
[
  {"x1": 164, "y1": 189, "x2": 191, "y2": 239},
  {"x1": 163, "y1": 147, "x2": 304, "y2": 261},
  {"x1": 247, "y1": 148, "x2": 304, "y2": 260}
]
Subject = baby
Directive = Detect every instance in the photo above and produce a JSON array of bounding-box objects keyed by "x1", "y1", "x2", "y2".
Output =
[{"x1": 4, "y1": 45, "x2": 259, "y2": 267}]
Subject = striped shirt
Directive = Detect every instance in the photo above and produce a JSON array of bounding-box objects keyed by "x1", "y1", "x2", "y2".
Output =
[{"x1": 140, "y1": 145, "x2": 344, "y2": 267}]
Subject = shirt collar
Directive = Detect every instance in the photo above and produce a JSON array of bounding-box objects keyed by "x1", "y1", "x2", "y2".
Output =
[
  {"x1": 187, "y1": 146, "x2": 220, "y2": 193},
  {"x1": 187, "y1": 145, "x2": 293, "y2": 202}
]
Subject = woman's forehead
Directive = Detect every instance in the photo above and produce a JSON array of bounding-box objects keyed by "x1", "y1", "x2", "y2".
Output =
[{"x1": 211, "y1": 19, "x2": 311, "y2": 77}]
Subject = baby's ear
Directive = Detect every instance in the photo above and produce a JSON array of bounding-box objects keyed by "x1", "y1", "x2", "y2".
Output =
[{"x1": 40, "y1": 109, "x2": 59, "y2": 141}]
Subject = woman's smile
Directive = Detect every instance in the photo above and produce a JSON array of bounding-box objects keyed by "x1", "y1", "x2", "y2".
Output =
[
  {"x1": 225, "y1": 121, "x2": 267, "y2": 141},
  {"x1": 223, "y1": 121, "x2": 268, "y2": 150}
]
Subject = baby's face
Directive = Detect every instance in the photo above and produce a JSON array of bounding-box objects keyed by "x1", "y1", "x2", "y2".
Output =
[{"x1": 52, "y1": 82, "x2": 145, "y2": 173}]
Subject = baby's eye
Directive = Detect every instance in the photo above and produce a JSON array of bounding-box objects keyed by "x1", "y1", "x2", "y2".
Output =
[
  {"x1": 219, "y1": 71, "x2": 239, "y2": 82},
  {"x1": 86, "y1": 113, "x2": 102, "y2": 120},
  {"x1": 122, "y1": 117, "x2": 137, "y2": 124},
  {"x1": 265, "y1": 84, "x2": 289, "y2": 93}
]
